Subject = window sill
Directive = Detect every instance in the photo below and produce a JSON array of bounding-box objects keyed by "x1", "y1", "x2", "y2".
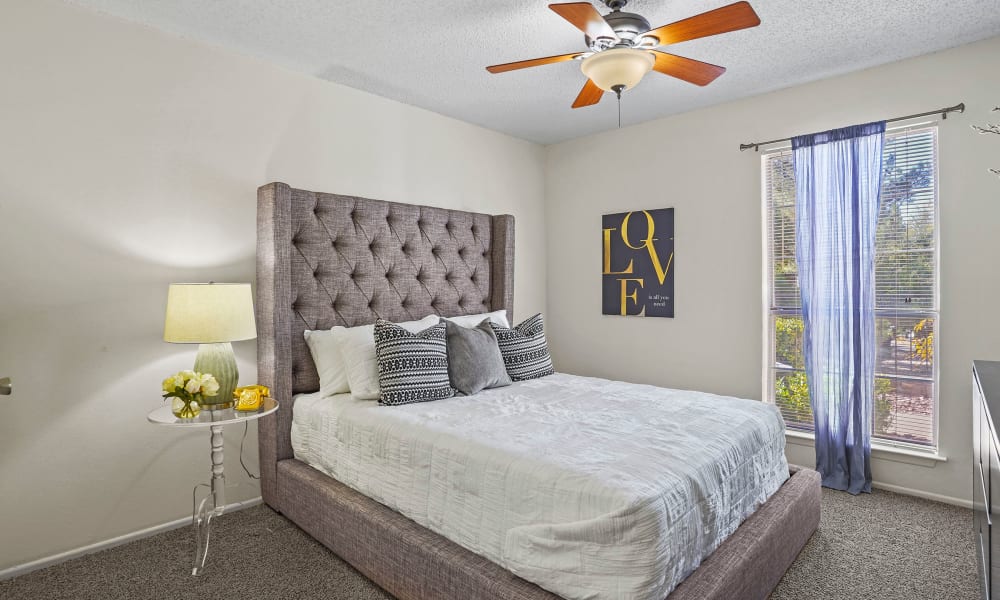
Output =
[{"x1": 784, "y1": 430, "x2": 946, "y2": 468}]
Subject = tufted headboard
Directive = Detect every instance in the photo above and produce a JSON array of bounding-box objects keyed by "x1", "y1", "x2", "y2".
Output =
[{"x1": 255, "y1": 182, "x2": 514, "y2": 505}]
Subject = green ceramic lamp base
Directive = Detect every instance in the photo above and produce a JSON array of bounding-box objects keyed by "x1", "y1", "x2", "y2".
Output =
[{"x1": 193, "y1": 342, "x2": 238, "y2": 410}]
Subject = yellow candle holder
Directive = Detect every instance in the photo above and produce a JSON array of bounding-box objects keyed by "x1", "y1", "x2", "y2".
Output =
[{"x1": 233, "y1": 385, "x2": 269, "y2": 411}]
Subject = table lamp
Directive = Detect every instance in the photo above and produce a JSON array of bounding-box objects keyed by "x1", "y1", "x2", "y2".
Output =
[{"x1": 163, "y1": 283, "x2": 257, "y2": 410}]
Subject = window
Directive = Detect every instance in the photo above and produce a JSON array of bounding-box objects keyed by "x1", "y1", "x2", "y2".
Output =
[{"x1": 764, "y1": 125, "x2": 938, "y2": 450}]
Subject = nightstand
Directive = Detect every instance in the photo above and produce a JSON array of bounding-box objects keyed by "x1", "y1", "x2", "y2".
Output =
[{"x1": 147, "y1": 397, "x2": 279, "y2": 575}]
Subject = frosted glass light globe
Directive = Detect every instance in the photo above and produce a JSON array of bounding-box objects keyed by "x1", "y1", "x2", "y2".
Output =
[{"x1": 580, "y1": 48, "x2": 655, "y2": 92}]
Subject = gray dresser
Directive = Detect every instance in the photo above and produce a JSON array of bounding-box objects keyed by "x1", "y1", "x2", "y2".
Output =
[{"x1": 974, "y1": 360, "x2": 1000, "y2": 599}]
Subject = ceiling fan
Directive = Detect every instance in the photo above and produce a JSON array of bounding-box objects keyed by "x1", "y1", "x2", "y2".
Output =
[{"x1": 486, "y1": 0, "x2": 760, "y2": 109}]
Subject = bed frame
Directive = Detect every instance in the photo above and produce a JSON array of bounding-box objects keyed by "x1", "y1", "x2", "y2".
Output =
[{"x1": 256, "y1": 182, "x2": 821, "y2": 600}]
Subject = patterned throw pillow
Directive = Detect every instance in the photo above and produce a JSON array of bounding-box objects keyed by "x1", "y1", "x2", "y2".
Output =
[
  {"x1": 374, "y1": 319, "x2": 454, "y2": 406},
  {"x1": 490, "y1": 313, "x2": 555, "y2": 381}
]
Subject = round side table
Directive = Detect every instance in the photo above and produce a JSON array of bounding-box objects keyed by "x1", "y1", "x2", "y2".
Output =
[{"x1": 148, "y1": 397, "x2": 279, "y2": 576}]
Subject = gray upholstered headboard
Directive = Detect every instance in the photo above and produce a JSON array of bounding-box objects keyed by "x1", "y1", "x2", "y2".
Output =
[{"x1": 255, "y1": 182, "x2": 514, "y2": 506}]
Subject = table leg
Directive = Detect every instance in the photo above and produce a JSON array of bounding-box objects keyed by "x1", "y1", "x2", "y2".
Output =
[
  {"x1": 192, "y1": 425, "x2": 226, "y2": 576},
  {"x1": 192, "y1": 491, "x2": 214, "y2": 576},
  {"x1": 210, "y1": 425, "x2": 225, "y2": 515}
]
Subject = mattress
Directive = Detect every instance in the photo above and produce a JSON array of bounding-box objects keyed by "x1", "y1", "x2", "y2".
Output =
[{"x1": 291, "y1": 373, "x2": 788, "y2": 600}]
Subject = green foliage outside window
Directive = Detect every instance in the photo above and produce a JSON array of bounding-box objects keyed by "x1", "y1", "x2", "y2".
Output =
[
  {"x1": 775, "y1": 371, "x2": 811, "y2": 423},
  {"x1": 775, "y1": 370, "x2": 894, "y2": 434},
  {"x1": 874, "y1": 378, "x2": 893, "y2": 434},
  {"x1": 912, "y1": 318, "x2": 934, "y2": 364},
  {"x1": 775, "y1": 315, "x2": 899, "y2": 435},
  {"x1": 775, "y1": 317, "x2": 804, "y2": 369}
]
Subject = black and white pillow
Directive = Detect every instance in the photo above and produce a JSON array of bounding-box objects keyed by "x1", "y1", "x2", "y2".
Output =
[
  {"x1": 374, "y1": 319, "x2": 454, "y2": 406},
  {"x1": 490, "y1": 314, "x2": 555, "y2": 381}
]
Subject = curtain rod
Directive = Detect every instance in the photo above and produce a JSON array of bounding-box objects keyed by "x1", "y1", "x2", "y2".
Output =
[{"x1": 738, "y1": 103, "x2": 965, "y2": 152}]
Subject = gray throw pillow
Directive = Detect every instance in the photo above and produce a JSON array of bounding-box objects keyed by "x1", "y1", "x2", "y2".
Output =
[{"x1": 444, "y1": 318, "x2": 512, "y2": 395}]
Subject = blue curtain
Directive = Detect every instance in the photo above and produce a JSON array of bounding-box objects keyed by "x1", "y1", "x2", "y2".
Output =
[{"x1": 793, "y1": 122, "x2": 885, "y2": 495}]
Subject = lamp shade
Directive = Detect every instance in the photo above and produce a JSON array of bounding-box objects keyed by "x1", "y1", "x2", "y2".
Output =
[
  {"x1": 163, "y1": 283, "x2": 257, "y2": 343},
  {"x1": 580, "y1": 48, "x2": 655, "y2": 92}
]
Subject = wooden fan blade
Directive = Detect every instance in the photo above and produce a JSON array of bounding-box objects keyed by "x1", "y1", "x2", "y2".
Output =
[
  {"x1": 651, "y1": 51, "x2": 726, "y2": 86},
  {"x1": 549, "y1": 2, "x2": 619, "y2": 41},
  {"x1": 572, "y1": 79, "x2": 604, "y2": 108},
  {"x1": 642, "y1": 1, "x2": 760, "y2": 46},
  {"x1": 486, "y1": 52, "x2": 583, "y2": 74}
]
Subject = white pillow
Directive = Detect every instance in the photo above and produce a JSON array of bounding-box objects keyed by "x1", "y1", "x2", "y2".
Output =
[
  {"x1": 332, "y1": 315, "x2": 440, "y2": 400},
  {"x1": 303, "y1": 329, "x2": 351, "y2": 397},
  {"x1": 441, "y1": 309, "x2": 510, "y2": 329}
]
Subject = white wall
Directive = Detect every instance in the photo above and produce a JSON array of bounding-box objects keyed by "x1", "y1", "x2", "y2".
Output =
[
  {"x1": 0, "y1": 0, "x2": 546, "y2": 571},
  {"x1": 545, "y1": 36, "x2": 1000, "y2": 505}
]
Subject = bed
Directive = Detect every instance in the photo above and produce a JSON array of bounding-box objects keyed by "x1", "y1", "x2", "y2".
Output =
[{"x1": 256, "y1": 182, "x2": 820, "y2": 600}]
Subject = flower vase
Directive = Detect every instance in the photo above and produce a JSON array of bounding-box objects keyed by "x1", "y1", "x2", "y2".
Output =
[{"x1": 172, "y1": 397, "x2": 201, "y2": 419}]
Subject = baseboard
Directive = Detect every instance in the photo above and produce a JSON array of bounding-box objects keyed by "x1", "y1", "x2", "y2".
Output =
[
  {"x1": 871, "y1": 481, "x2": 972, "y2": 509},
  {"x1": 0, "y1": 496, "x2": 262, "y2": 581}
]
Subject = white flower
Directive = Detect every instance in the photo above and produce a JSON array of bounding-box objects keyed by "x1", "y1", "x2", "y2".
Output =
[
  {"x1": 162, "y1": 373, "x2": 186, "y2": 393},
  {"x1": 184, "y1": 377, "x2": 202, "y2": 394},
  {"x1": 201, "y1": 375, "x2": 220, "y2": 397},
  {"x1": 161, "y1": 370, "x2": 221, "y2": 398}
]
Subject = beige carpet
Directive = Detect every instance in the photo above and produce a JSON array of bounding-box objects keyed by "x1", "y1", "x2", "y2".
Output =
[{"x1": 0, "y1": 488, "x2": 978, "y2": 600}]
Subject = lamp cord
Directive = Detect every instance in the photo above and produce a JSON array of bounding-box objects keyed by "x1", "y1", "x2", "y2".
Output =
[{"x1": 240, "y1": 421, "x2": 259, "y2": 480}]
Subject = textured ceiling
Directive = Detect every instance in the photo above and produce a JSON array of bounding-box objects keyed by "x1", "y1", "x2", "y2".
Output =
[{"x1": 68, "y1": 0, "x2": 1000, "y2": 144}]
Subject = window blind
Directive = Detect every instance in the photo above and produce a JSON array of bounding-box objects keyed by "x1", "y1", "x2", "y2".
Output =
[{"x1": 764, "y1": 126, "x2": 938, "y2": 449}]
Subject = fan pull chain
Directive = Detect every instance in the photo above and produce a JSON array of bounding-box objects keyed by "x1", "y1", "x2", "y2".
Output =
[{"x1": 612, "y1": 84, "x2": 625, "y2": 129}]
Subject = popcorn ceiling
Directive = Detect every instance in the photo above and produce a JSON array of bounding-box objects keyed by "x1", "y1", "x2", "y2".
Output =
[{"x1": 69, "y1": 0, "x2": 1000, "y2": 144}]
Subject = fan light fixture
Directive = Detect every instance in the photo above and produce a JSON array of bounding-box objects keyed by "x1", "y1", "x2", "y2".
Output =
[
  {"x1": 485, "y1": 1, "x2": 761, "y2": 111},
  {"x1": 580, "y1": 48, "x2": 654, "y2": 93}
]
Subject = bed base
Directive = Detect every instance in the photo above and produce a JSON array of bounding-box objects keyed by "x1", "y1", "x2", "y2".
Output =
[
  {"x1": 256, "y1": 184, "x2": 821, "y2": 599},
  {"x1": 271, "y1": 459, "x2": 820, "y2": 600}
]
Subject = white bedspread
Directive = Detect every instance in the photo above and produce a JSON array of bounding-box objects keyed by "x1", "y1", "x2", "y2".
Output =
[{"x1": 291, "y1": 373, "x2": 788, "y2": 600}]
